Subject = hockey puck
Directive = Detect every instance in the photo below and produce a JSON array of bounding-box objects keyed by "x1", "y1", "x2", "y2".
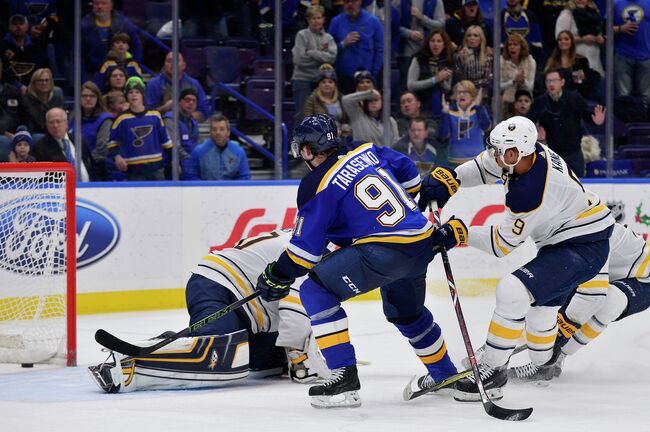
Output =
[{"x1": 21, "y1": 363, "x2": 34, "y2": 368}]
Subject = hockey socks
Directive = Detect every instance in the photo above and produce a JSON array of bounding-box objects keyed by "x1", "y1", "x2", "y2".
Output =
[{"x1": 392, "y1": 308, "x2": 457, "y2": 381}]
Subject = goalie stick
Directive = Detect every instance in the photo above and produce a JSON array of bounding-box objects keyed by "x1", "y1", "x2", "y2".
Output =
[
  {"x1": 430, "y1": 205, "x2": 533, "y2": 421},
  {"x1": 403, "y1": 345, "x2": 527, "y2": 401},
  {"x1": 95, "y1": 291, "x2": 261, "y2": 357}
]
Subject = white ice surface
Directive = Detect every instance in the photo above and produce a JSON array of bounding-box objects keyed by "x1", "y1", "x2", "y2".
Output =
[{"x1": 1, "y1": 295, "x2": 649, "y2": 432}]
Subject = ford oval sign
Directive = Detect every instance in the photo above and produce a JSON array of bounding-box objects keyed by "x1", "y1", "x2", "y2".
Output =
[
  {"x1": 76, "y1": 199, "x2": 120, "y2": 268},
  {"x1": 0, "y1": 193, "x2": 67, "y2": 275}
]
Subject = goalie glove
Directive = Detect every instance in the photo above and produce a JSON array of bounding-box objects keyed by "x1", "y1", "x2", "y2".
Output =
[
  {"x1": 431, "y1": 217, "x2": 468, "y2": 251},
  {"x1": 418, "y1": 167, "x2": 460, "y2": 211},
  {"x1": 256, "y1": 262, "x2": 294, "y2": 302}
]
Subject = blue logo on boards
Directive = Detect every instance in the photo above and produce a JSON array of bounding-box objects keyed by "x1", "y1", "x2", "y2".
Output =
[
  {"x1": 76, "y1": 198, "x2": 120, "y2": 268},
  {"x1": 0, "y1": 196, "x2": 120, "y2": 274}
]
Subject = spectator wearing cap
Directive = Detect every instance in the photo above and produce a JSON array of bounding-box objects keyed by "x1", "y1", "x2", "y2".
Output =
[
  {"x1": 302, "y1": 64, "x2": 347, "y2": 126},
  {"x1": 8, "y1": 126, "x2": 35, "y2": 163},
  {"x1": 185, "y1": 114, "x2": 251, "y2": 181},
  {"x1": 163, "y1": 88, "x2": 199, "y2": 179},
  {"x1": 291, "y1": 5, "x2": 338, "y2": 117},
  {"x1": 80, "y1": 0, "x2": 142, "y2": 79},
  {"x1": 6, "y1": 0, "x2": 59, "y2": 48},
  {"x1": 21, "y1": 67, "x2": 65, "y2": 134},
  {"x1": 354, "y1": 69, "x2": 376, "y2": 92},
  {"x1": 341, "y1": 87, "x2": 399, "y2": 147},
  {"x1": 508, "y1": 89, "x2": 533, "y2": 118},
  {"x1": 145, "y1": 52, "x2": 211, "y2": 122},
  {"x1": 94, "y1": 32, "x2": 143, "y2": 91},
  {"x1": 0, "y1": 13, "x2": 50, "y2": 91},
  {"x1": 0, "y1": 58, "x2": 23, "y2": 160},
  {"x1": 446, "y1": 0, "x2": 492, "y2": 47},
  {"x1": 32, "y1": 107, "x2": 91, "y2": 181},
  {"x1": 107, "y1": 76, "x2": 172, "y2": 181},
  {"x1": 328, "y1": 0, "x2": 384, "y2": 94}
]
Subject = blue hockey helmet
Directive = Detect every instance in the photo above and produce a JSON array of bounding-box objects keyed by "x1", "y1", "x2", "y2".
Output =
[{"x1": 291, "y1": 114, "x2": 339, "y2": 158}]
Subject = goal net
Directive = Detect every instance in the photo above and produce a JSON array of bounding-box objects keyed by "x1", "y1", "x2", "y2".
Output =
[{"x1": 0, "y1": 163, "x2": 76, "y2": 366}]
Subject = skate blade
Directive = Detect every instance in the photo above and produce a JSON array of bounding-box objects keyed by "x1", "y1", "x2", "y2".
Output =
[
  {"x1": 310, "y1": 391, "x2": 362, "y2": 409},
  {"x1": 453, "y1": 387, "x2": 503, "y2": 402}
]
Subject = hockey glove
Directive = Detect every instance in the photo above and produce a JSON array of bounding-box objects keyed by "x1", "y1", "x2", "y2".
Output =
[
  {"x1": 418, "y1": 167, "x2": 460, "y2": 211},
  {"x1": 431, "y1": 217, "x2": 468, "y2": 251},
  {"x1": 256, "y1": 262, "x2": 294, "y2": 302}
]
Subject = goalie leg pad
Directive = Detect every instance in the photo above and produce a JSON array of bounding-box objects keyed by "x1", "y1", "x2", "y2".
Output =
[{"x1": 525, "y1": 306, "x2": 560, "y2": 365}]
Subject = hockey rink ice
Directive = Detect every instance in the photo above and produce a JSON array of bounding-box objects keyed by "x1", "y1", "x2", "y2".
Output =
[{"x1": 1, "y1": 294, "x2": 648, "y2": 431}]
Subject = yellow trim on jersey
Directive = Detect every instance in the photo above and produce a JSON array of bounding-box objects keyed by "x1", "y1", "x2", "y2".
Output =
[
  {"x1": 126, "y1": 156, "x2": 163, "y2": 165},
  {"x1": 316, "y1": 330, "x2": 350, "y2": 350},
  {"x1": 281, "y1": 295, "x2": 302, "y2": 305},
  {"x1": 134, "y1": 338, "x2": 214, "y2": 363},
  {"x1": 419, "y1": 343, "x2": 448, "y2": 364},
  {"x1": 580, "y1": 323, "x2": 602, "y2": 340},
  {"x1": 286, "y1": 249, "x2": 316, "y2": 269},
  {"x1": 493, "y1": 227, "x2": 511, "y2": 256},
  {"x1": 112, "y1": 112, "x2": 136, "y2": 129},
  {"x1": 352, "y1": 227, "x2": 434, "y2": 246},
  {"x1": 488, "y1": 321, "x2": 523, "y2": 340},
  {"x1": 576, "y1": 203, "x2": 607, "y2": 220},
  {"x1": 578, "y1": 280, "x2": 609, "y2": 290},
  {"x1": 203, "y1": 255, "x2": 265, "y2": 327},
  {"x1": 406, "y1": 183, "x2": 421, "y2": 194},
  {"x1": 635, "y1": 247, "x2": 650, "y2": 278},
  {"x1": 526, "y1": 332, "x2": 556, "y2": 345},
  {"x1": 317, "y1": 142, "x2": 374, "y2": 193}
]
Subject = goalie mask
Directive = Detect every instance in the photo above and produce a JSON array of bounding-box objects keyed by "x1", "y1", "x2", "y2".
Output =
[{"x1": 487, "y1": 116, "x2": 537, "y2": 173}]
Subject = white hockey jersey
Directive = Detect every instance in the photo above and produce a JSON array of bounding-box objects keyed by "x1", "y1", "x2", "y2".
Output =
[
  {"x1": 192, "y1": 229, "x2": 310, "y2": 350},
  {"x1": 455, "y1": 143, "x2": 615, "y2": 256},
  {"x1": 609, "y1": 223, "x2": 650, "y2": 283}
]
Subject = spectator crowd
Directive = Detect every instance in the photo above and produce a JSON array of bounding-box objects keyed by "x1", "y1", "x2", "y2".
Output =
[{"x1": 1, "y1": 0, "x2": 648, "y2": 179}]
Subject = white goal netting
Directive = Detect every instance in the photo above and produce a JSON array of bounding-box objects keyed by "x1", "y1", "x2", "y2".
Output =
[{"x1": 0, "y1": 167, "x2": 74, "y2": 365}]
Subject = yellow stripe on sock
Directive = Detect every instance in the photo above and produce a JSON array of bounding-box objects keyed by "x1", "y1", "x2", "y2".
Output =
[
  {"x1": 580, "y1": 323, "x2": 602, "y2": 340},
  {"x1": 526, "y1": 332, "x2": 556, "y2": 345},
  {"x1": 419, "y1": 343, "x2": 448, "y2": 364},
  {"x1": 489, "y1": 321, "x2": 523, "y2": 340},
  {"x1": 316, "y1": 330, "x2": 350, "y2": 350}
]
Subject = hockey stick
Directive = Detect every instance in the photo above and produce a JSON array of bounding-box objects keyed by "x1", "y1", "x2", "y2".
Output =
[
  {"x1": 95, "y1": 291, "x2": 261, "y2": 357},
  {"x1": 403, "y1": 344, "x2": 528, "y2": 401},
  {"x1": 430, "y1": 205, "x2": 533, "y2": 421}
]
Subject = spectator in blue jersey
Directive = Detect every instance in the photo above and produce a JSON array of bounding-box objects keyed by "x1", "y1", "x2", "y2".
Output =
[
  {"x1": 613, "y1": 0, "x2": 650, "y2": 114},
  {"x1": 328, "y1": 0, "x2": 384, "y2": 94},
  {"x1": 94, "y1": 32, "x2": 143, "y2": 92},
  {"x1": 0, "y1": 14, "x2": 50, "y2": 91},
  {"x1": 446, "y1": 0, "x2": 492, "y2": 47},
  {"x1": 397, "y1": 0, "x2": 446, "y2": 87},
  {"x1": 21, "y1": 68, "x2": 64, "y2": 135},
  {"x1": 291, "y1": 5, "x2": 338, "y2": 118},
  {"x1": 438, "y1": 80, "x2": 491, "y2": 166},
  {"x1": 163, "y1": 88, "x2": 200, "y2": 179},
  {"x1": 107, "y1": 77, "x2": 172, "y2": 181},
  {"x1": 185, "y1": 114, "x2": 251, "y2": 181},
  {"x1": 254, "y1": 113, "x2": 459, "y2": 408},
  {"x1": 7, "y1": 126, "x2": 35, "y2": 163},
  {"x1": 500, "y1": 0, "x2": 543, "y2": 61},
  {"x1": 145, "y1": 52, "x2": 210, "y2": 122},
  {"x1": 393, "y1": 117, "x2": 446, "y2": 170},
  {"x1": 407, "y1": 29, "x2": 454, "y2": 120},
  {"x1": 69, "y1": 82, "x2": 113, "y2": 181},
  {"x1": 80, "y1": 0, "x2": 142, "y2": 79}
]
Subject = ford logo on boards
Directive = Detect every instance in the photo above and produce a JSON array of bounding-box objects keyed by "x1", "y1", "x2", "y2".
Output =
[
  {"x1": 76, "y1": 198, "x2": 120, "y2": 269},
  {"x1": 0, "y1": 193, "x2": 67, "y2": 275}
]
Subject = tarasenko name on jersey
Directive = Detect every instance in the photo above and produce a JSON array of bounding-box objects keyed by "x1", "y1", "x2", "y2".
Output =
[{"x1": 328, "y1": 149, "x2": 382, "y2": 191}]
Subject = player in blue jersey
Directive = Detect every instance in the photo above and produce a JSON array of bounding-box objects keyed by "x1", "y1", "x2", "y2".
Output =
[{"x1": 255, "y1": 113, "x2": 461, "y2": 408}]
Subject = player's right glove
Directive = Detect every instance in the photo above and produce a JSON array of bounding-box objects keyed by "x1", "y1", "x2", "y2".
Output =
[
  {"x1": 431, "y1": 217, "x2": 468, "y2": 251},
  {"x1": 256, "y1": 262, "x2": 294, "y2": 302},
  {"x1": 418, "y1": 167, "x2": 460, "y2": 211}
]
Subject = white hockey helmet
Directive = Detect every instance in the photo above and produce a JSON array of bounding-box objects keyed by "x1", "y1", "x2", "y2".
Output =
[{"x1": 488, "y1": 116, "x2": 538, "y2": 170}]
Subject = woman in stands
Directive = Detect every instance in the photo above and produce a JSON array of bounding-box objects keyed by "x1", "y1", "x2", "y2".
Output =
[
  {"x1": 341, "y1": 87, "x2": 399, "y2": 148},
  {"x1": 407, "y1": 29, "x2": 454, "y2": 120},
  {"x1": 302, "y1": 64, "x2": 347, "y2": 128},
  {"x1": 544, "y1": 30, "x2": 601, "y2": 102},
  {"x1": 69, "y1": 82, "x2": 113, "y2": 181},
  {"x1": 555, "y1": 0, "x2": 604, "y2": 76},
  {"x1": 453, "y1": 25, "x2": 493, "y2": 105},
  {"x1": 104, "y1": 66, "x2": 128, "y2": 95},
  {"x1": 21, "y1": 68, "x2": 65, "y2": 135},
  {"x1": 500, "y1": 34, "x2": 536, "y2": 115}
]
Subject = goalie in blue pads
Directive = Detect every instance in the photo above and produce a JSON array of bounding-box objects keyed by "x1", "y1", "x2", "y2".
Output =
[{"x1": 88, "y1": 230, "x2": 329, "y2": 393}]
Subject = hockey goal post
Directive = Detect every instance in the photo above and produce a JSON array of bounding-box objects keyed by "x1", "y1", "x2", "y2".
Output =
[{"x1": 0, "y1": 163, "x2": 76, "y2": 366}]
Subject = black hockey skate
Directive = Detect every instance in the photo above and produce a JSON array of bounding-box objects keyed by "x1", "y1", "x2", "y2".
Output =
[
  {"x1": 508, "y1": 347, "x2": 565, "y2": 385},
  {"x1": 309, "y1": 365, "x2": 361, "y2": 408},
  {"x1": 403, "y1": 371, "x2": 468, "y2": 401},
  {"x1": 453, "y1": 363, "x2": 508, "y2": 402}
]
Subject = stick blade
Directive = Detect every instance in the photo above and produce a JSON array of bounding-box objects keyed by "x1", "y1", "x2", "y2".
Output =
[
  {"x1": 95, "y1": 329, "x2": 146, "y2": 356},
  {"x1": 485, "y1": 401, "x2": 533, "y2": 421}
]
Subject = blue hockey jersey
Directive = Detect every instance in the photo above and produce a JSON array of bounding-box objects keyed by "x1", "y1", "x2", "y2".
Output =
[
  {"x1": 276, "y1": 143, "x2": 431, "y2": 279},
  {"x1": 107, "y1": 109, "x2": 172, "y2": 166}
]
